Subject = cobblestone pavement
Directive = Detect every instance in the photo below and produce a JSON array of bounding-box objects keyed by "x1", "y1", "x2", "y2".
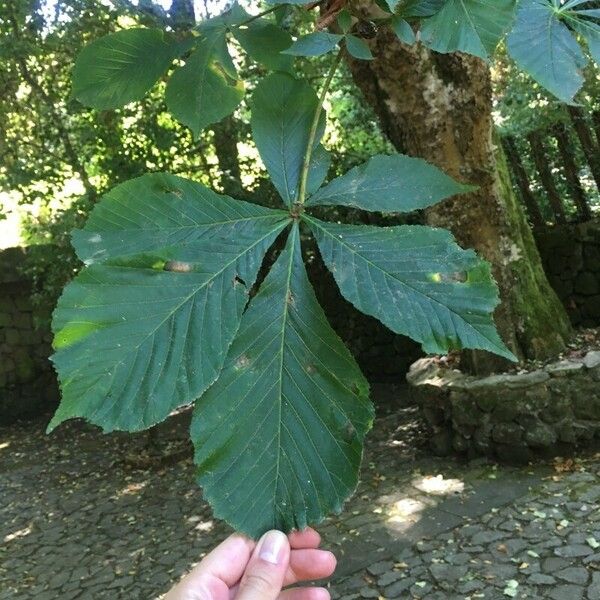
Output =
[{"x1": 1, "y1": 384, "x2": 600, "y2": 599}]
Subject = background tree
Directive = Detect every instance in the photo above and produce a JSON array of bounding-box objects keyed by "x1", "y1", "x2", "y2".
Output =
[{"x1": 346, "y1": 4, "x2": 580, "y2": 371}]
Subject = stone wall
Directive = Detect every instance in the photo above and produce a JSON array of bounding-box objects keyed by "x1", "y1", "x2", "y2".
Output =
[
  {"x1": 535, "y1": 220, "x2": 600, "y2": 326},
  {"x1": 0, "y1": 247, "x2": 57, "y2": 423},
  {"x1": 408, "y1": 351, "x2": 600, "y2": 463}
]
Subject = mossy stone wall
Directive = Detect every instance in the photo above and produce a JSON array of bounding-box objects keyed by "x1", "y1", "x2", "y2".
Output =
[
  {"x1": 408, "y1": 351, "x2": 600, "y2": 463},
  {"x1": 0, "y1": 247, "x2": 57, "y2": 423},
  {"x1": 535, "y1": 220, "x2": 600, "y2": 327}
]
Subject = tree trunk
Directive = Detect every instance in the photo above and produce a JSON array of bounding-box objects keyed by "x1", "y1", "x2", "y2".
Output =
[
  {"x1": 526, "y1": 131, "x2": 567, "y2": 225},
  {"x1": 553, "y1": 123, "x2": 592, "y2": 222},
  {"x1": 501, "y1": 135, "x2": 544, "y2": 228},
  {"x1": 212, "y1": 115, "x2": 244, "y2": 197},
  {"x1": 169, "y1": 0, "x2": 195, "y2": 26},
  {"x1": 567, "y1": 105, "x2": 600, "y2": 191},
  {"x1": 346, "y1": 35, "x2": 571, "y2": 372},
  {"x1": 592, "y1": 110, "x2": 600, "y2": 150}
]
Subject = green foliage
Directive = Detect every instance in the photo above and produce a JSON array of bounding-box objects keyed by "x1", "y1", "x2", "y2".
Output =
[
  {"x1": 40, "y1": 0, "x2": 599, "y2": 537},
  {"x1": 420, "y1": 0, "x2": 517, "y2": 60},
  {"x1": 50, "y1": 48, "x2": 513, "y2": 534},
  {"x1": 507, "y1": 0, "x2": 600, "y2": 103},
  {"x1": 49, "y1": 173, "x2": 288, "y2": 433},
  {"x1": 345, "y1": 35, "x2": 374, "y2": 60},
  {"x1": 165, "y1": 38, "x2": 244, "y2": 138},
  {"x1": 71, "y1": 28, "x2": 182, "y2": 110},
  {"x1": 250, "y1": 73, "x2": 326, "y2": 206},
  {"x1": 192, "y1": 224, "x2": 373, "y2": 535},
  {"x1": 284, "y1": 32, "x2": 343, "y2": 56},
  {"x1": 305, "y1": 218, "x2": 515, "y2": 360},
  {"x1": 306, "y1": 154, "x2": 474, "y2": 212}
]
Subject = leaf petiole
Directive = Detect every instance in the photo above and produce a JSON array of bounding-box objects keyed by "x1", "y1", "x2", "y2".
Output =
[{"x1": 296, "y1": 47, "x2": 343, "y2": 205}]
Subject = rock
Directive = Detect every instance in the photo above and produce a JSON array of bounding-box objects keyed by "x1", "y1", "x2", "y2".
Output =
[
  {"x1": 555, "y1": 567, "x2": 589, "y2": 585},
  {"x1": 359, "y1": 587, "x2": 379, "y2": 598},
  {"x1": 555, "y1": 544, "x2": 593, "y2": 558},
  {"x1": 548, "y1": 585, "x2": 584, "y2": 600},
  {"x1": 492, "y1": 422, "x2": 523, "y2": 445},
  {"x1": 430, "y1": 429, "x2": 453, "y2": 456},
  {"x1": 574, "y1": 271, "x2": 599, "y2": 295},
  {"x1": 377, "y1": 570, "x2": 403, "y2": 587},
  {"x1": 547, "y1": 360, "x2": 585, "y2": 377},
  {"x1": 450, "y1": 394, "x2": 481, "y2": 428},
  {"x1": 584, "y1": 351, "x2": 600, "y2": 370},
  {"x1": 528, "y1": 573, "x2": 556, "y2": 585},
  {"x1": 429, "y1": 563, "x2": 467, "y2": 583},
  {"x1": 504, "y1": 370, "x2": 550, "y2": 388},
  {"x1": 383, "y1": 578, "x2": 414, "y2": 597},
  {"x1": 542, "y1": 557, "x2": 571, "y2": 572},
  {"x1": 524, "y1": 420, "x2": 557, "y2": 448},
  {"x1": 367, "y1": 560, "x2": 394, "y2": 576},
  {"x1": 588, "y1": 572, "x2": 600, "y2": 600},
  {"x1": 495, "y1": 443, "x2": 531, "y2": 465}
]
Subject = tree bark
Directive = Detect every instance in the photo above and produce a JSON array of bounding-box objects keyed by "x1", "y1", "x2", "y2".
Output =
[
  {"x1": 169, "y1": 0, "x2": 195, "y2": 26},
  {"x1": 501, "y1": 136, "x2": 544, "y2": 228},
  {"x1": 567, "y1": 105, "x2": 600, "y2": 191},
  {"x1": 526, "y1": 130, "x2": 567, "y2": 225},
  {"x1": 212, "y1": 115, "x2": 244, "y2": 198},
  {"x1": 345, "y1": 34, "x2": 571, "y2": 371},
  {"x1": 592, "y1": 110, "x2": 600, "y2": 150},
  {"x1": 552, "y1": 123, "x2": 592, "y2": 222}
]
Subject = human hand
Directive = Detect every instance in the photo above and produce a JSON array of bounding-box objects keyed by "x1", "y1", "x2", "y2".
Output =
[{"x1": 164, "y1": 527, "x2": 336, "y2": 600}]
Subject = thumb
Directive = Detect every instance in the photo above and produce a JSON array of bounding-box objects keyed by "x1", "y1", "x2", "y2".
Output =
[{"x1": 235, "y1": 530, "x2": 290, "y2": 600}]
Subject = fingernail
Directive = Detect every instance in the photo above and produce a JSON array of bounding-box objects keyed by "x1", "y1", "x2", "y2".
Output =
[{"x1": 258, "y1": 530, "x2": 286, "y2": 565}]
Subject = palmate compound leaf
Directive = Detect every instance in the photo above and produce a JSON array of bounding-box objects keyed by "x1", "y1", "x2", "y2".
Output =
[
  {"x1": 72, "y1": 28, "x2": 185, "y2": 110},
  {"x1": 251, "y1": 73, "x2": 329, "y2": 207},
  {"x1": 191, "y1": 224, "x2": 374, "y2": 537},
  {"x1": 305, "y1": 216, "x2": 516, "y2": 361},
  {"x1": 48, "y1": 173, "x2": 289, "y2": 433},
  {"x1": 306, "y1": 154, "x2": 475, "y2": 212},
  {"x1": 420, "y1": 0, "x2": 517, "y2": 60}
]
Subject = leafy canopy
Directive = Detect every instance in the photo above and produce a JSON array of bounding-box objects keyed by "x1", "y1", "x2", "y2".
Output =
[{"x1": 50, "y1": 0, "x2": 599, "y2": 537}]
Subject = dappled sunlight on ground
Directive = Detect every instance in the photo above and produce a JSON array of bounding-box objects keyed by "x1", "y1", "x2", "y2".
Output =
[{"x1": 1, "y1": 385, "x2": 599, "y2": 599}]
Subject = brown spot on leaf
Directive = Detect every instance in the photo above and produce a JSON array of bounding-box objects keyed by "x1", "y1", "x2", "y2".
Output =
[
  {"x1": 164, "y1": 260, "x2": 193, "y2": 273},
  {"x1": 236, "y1": 355, "x2": 250, "y2": 369}
]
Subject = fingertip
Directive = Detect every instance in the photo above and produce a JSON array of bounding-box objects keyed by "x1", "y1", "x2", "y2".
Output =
[
  {"x1": 308, "y1": 587, "x2": 331, "y2": 600},
  {"x1": 322, "y1": 550, "x2": 337, "y2": 576},
  {"x1": 288, "y1": 526, "x2": 321, "y2": 549},
  {"x1": 258, "y1": 529, "x2": 290, "y2": 566}
]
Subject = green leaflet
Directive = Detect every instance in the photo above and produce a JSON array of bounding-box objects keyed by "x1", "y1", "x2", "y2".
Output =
[
  {"x1": 507, "y1": 0, "x2": 587, "y2": 103},
  {"x1": 420, "y1": 0, "x2": 516, "y2": 60},
  {"x1": 283, "y1": 32, "x2": 344, "y2": 57},
  {"x1": 306, "y1": 217, "x2": 516, "y2": 360},
  {"x1": 399, "y1": 0, "x2": 445, "y2": 17},
  {"x1": 391, "y1": 17, "x2": 416, "y2": 44},
  {"x1": 72, "y1": 28, "x2": 181, "y2": 110},
  {"x1": 345, "y1": 36, "x2": 374, "y2": 60},
  {"x1": 251, "y1": 73, "x2": 326, "y2": 206},
  {"x1": 70, "y1": 173, "x2": 289, "y2": 264},
  {"x1": 306, "y1": 154, "x2": 474, "y2": 212},
  {"x1": 561, "y1": 3, "x2": 600, "y2": 65},
  {"x1": 191, "y1": 224, "x2": 374, "y2": 537},
  {"x1": 233, "y1": 22, "x2": 294, "y2": 72},
  {"x1": 306, "y1": 145, "x2": 332, "y2": 197},
  {"x1": 48, "y1": 174, "x2": 289, "y2": 433},
  {"x1": 165, "y1": 37, "x2": 244, "y2": 138}
]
